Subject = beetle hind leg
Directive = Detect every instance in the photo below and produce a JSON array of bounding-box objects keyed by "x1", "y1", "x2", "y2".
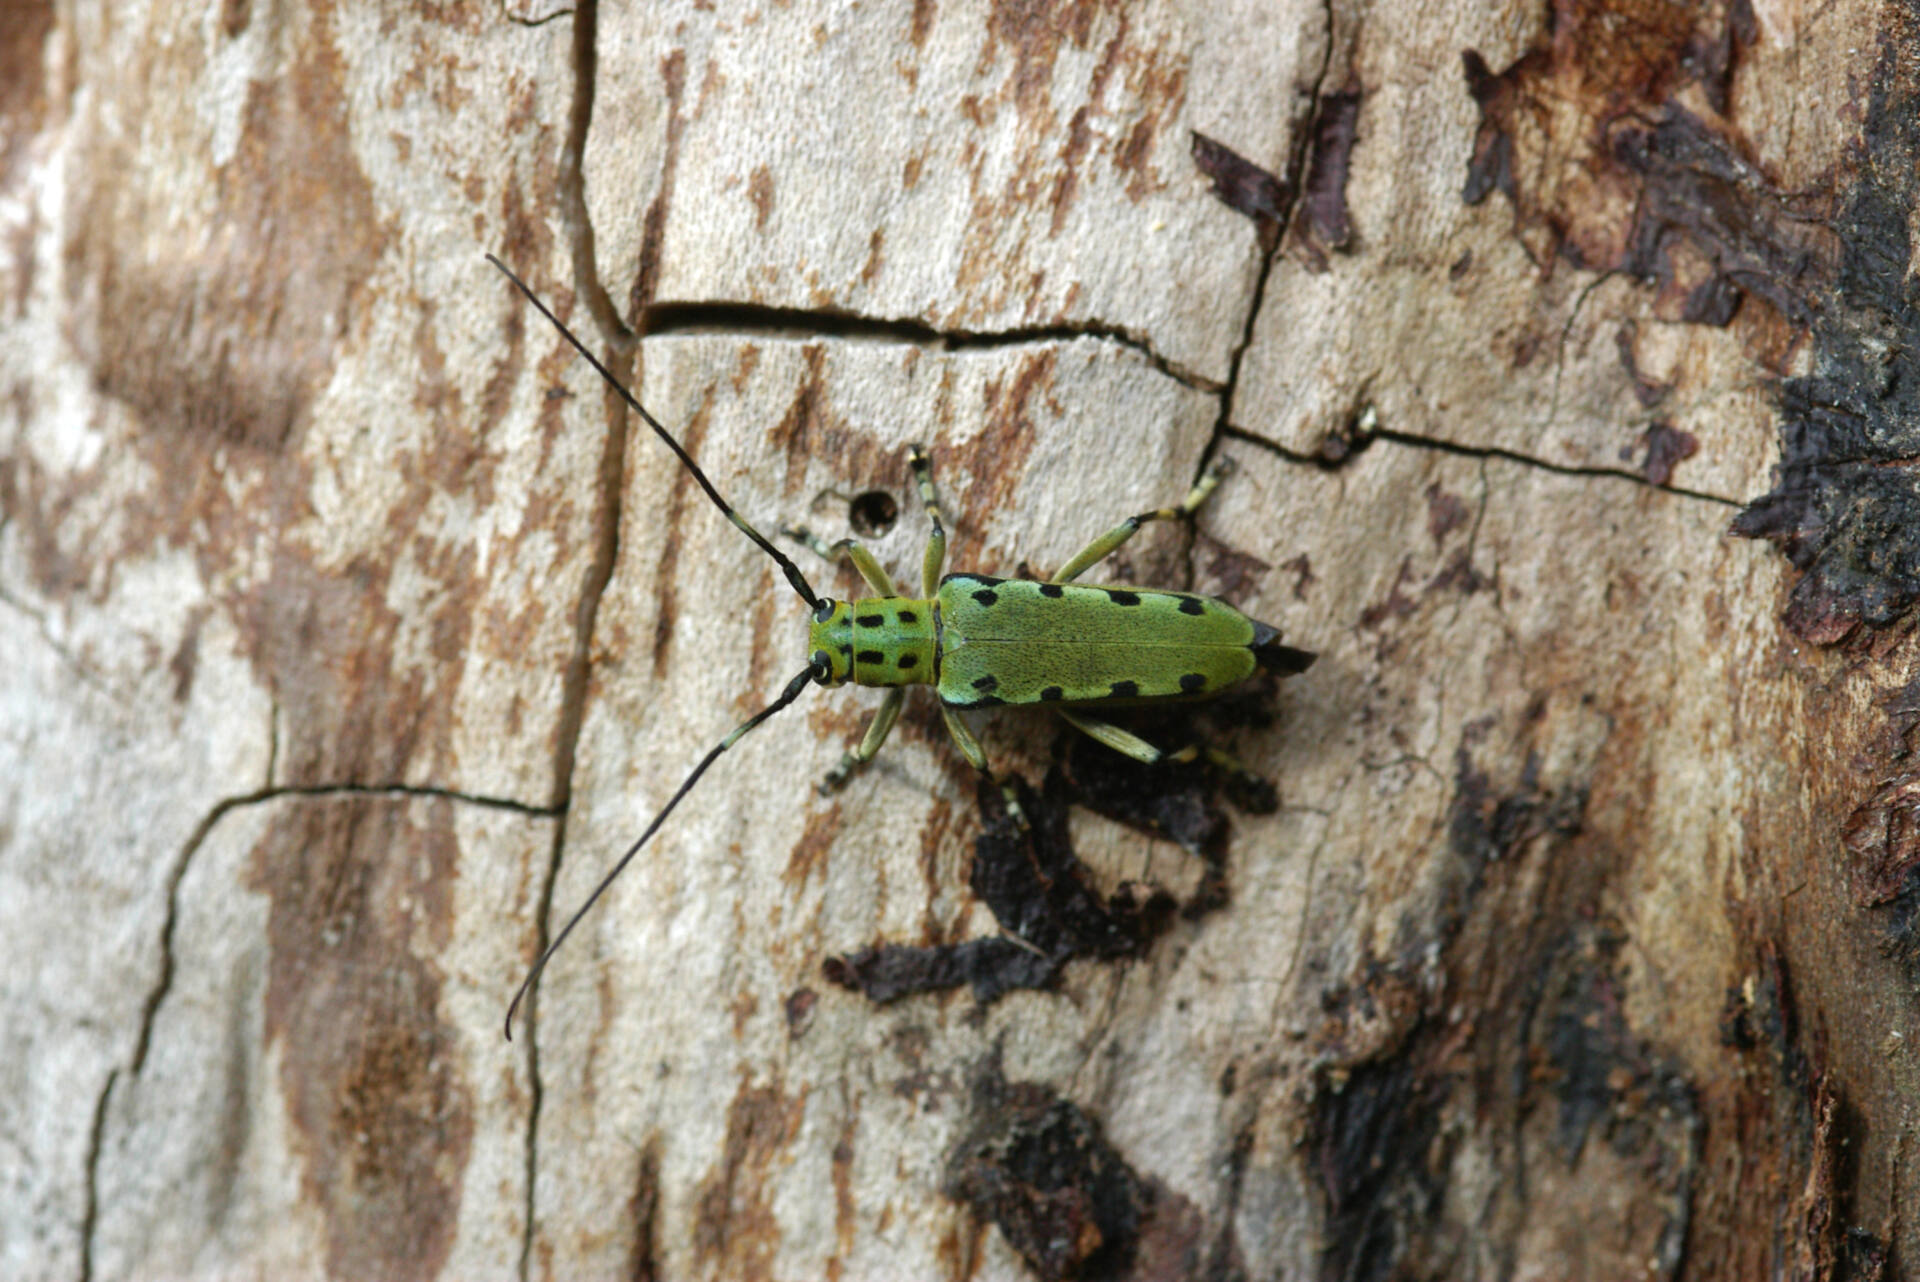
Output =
[
  {"x1": 1055, "y1": 709, "x2": 1201, "y2": 766},
  {"x1": 1060, "y1": 711, "x2": 1276, "y2": 808}
]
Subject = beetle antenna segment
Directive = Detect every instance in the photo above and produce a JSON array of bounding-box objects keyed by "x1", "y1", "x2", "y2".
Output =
[
  {"x1": 486, "y1": 253, "x2": 822, "y2": 610},
  {"x1": 504, "y1": 663, "x2": 820, "y2": 1039}
]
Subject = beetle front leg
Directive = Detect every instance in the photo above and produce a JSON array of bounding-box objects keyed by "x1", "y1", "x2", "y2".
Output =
[
  {"x1": 908, "y1": 444, "x2": 948, "y2": 599},
  {"x1": 1050, "y1": 455, "x2": 1234, "y2": 584},
  {"x1": 782, "y1": 527, "x2": 899, "y2": 597},
  {"x1": 821, "y1": 688, "x2": 906, "y2": 793}
]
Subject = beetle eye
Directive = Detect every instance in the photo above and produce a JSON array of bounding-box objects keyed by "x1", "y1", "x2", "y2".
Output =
[{"x1": 813, "y1": 598, "x2": 837, "y2": 623}]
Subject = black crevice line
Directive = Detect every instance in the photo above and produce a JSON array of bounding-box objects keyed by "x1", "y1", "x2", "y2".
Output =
[
  {"x1": 148, "y1": 784, "x2": 554, "y2": 1048},
  {"x1": 506, "y1": 4, "x2": 575, "y2": 28},
  {"x1": 641, "y1": 298, "x2": 1218, "y2": 393},
  {"x1": 78, "y1": 1068, "x2": 117, "y2": 1282},
  {"x1": 1224, "y1": 422, "x2": 1745, "y2": 507},
  {"x1": 522, "y1": 0, "x2": 622, "y2": 1274},
  {"x1": 1186, "y1": 0, "x2": 1338, "y2": 573},
  {"x1": 129, "y1": 783, "x2": 555, "y2": 1078},
  {"x1": 94, "y1": 775, "x2": 553, "y2": 1281}
]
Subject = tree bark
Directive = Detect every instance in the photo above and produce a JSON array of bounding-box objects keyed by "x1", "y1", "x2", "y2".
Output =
[{"x1": 5, "y1": 1, "x2": 1917, "y2": 1279}]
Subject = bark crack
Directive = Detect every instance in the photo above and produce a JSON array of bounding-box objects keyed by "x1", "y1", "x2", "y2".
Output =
[
  {"x1": 128, "y1": 781, "x2": 559, "y2": 1083},
  {"x1": 78, "y1": 1068, "x2": 116, "y2": 1282},
  {"x1": 1223, "y1": 423, "x2": 1743, "y2": 508},
  {"x1": 1191, "y1": 0, "x2": 1337, "y2": 498},
  {"x1": 642, "y1": 300, "x2": 1217, "y2": 392},
  {"x1": 506, "y1": 4, "x2": 573, "y2": 28},
  {"x1": 0, "y1": 583, "x2": 115, "y2": 697},
  {"x1": 521, "y1": 0, "x2": 627, "y2": 1273}
]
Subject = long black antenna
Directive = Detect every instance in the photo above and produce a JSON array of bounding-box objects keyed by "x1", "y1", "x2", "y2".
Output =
[
  {"x1": 506, "y1": 663, "x2": 819, "y2": 1039},
  {"x1": 486, "y1": 253, "x2": 821, "y2": 610}
]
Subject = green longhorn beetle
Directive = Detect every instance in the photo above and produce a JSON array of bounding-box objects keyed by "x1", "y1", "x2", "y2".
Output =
[{"x1": 490, "y1": 255, "x2": 1315, "y2": 1037}]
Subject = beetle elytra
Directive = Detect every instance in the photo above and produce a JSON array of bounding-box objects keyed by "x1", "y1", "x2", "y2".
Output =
[{"x1": 488, "y1": 255, "x2": 1314, "y2": 1036}]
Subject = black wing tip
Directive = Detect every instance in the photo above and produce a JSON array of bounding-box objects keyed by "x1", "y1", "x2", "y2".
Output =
[{"x1": 1250, "y1": 621, "x2": 1316, "y2": 675}]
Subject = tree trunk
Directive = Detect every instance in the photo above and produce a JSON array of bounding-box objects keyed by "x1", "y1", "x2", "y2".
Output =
[{"x1": 5, "y1": 1, "x2": 1916, "y2": 1278}]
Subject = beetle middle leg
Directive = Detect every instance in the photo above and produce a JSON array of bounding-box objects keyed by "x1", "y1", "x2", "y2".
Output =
[{"x1": 1050, "y1": 455, "x2": 1234, "y2": 584}]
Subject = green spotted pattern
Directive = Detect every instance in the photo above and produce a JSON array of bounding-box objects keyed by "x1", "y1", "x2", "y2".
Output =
[{"x1": 935, "y1": 574, "x2": 1260, "y2": 708}]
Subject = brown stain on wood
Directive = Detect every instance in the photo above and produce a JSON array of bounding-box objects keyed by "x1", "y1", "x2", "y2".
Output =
[
  {"x1": 0, "y1": 0, "x2": 52, "y2": 200},
  {"x1": 247, "y1": 795, "x2": 471, "y2": 1282},
  {"x1": 66, "y1": 2, "x2": 384, "y2": 455},
  {"x1": 630, "y1": 48, "x2": 687, "y2": 318},
  {"x1": 692, "y1": 1074, "x2": 808, "y2": 1281},
  {"x1": 649, "y1": 387, "x2": 715, "y2": 680},
  {"x1": 828, "y1": 1109, "x2": 858, "y2": 1278},
  {"x1": 784, "y1": 798, "x2": 844, "y2": 886},
  {"x1": 625, "y1": 1136, "x2": 663, "y2": 1282},
  {"x1": 748, "y1": 164, "x2": 774, "y2": 233},
  {"x1": 9, "y1": 0, "x2": 581, "y2": 804},
  {"x1": 950, "y1": 3, "x2": 1186, "y2": 316}
]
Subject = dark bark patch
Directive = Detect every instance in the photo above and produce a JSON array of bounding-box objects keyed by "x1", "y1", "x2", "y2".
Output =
[
  {"x1": 1729, "y1": 35, "x2": 1920, "y2": 644},
  {"x1": 944, "y1": 1057, "x2": 1146, "y2": 1282},
  {"x1": 823, "y1": 776, "x2": 1176, "y2": 1006},
  {"x1": 1461, "y1": 1, "x2": 1772, "y2": 289},
  {"x1": 1462, "y1": 7, "x2": 1920, "y2": 643},
  {"x1": 1191, "y1": 131, "x2": 1288, "y2": 223},
  {"x1": 1637, "y1": 420, "x2": 1698, "y2": 487},
  {"x1": 625, "y1": 1138, "x2": 662, "y2": 1282},
  {"x1": 1292, "y1": 89, "x2": 1363, "y2": 269},
  {"x1": 1424, "y1": 483, "x2": 1470, "y2": 545}
]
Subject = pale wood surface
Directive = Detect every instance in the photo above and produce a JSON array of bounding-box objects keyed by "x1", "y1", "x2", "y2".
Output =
[{"x1": 4, "y1": 2, "x2": 1914, "y2": 1279}]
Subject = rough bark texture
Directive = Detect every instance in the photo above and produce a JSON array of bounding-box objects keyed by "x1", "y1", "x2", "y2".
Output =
[{"x1": 5, "y1": 1, "x2": 1918, "y2": 1279}]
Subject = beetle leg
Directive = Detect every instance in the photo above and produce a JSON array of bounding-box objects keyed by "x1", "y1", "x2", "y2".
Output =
[
  {"x1": 938, "y1": 703, "x2": 991, "y2": 772},
  {"x1": 1050, "y1": 455, "x2": 1235, "y2": 584},
  {"x1": 908, "y1": 444, "x2": 948, "y2": 599},
  {"x1": 821, "y1": 687, "x2": 906, "y2": 793},
  {"x1": 940, "y1": 709, "x2": 1036, "y2": 832},
  {"x1": 782, "y1": 527, "x2": 899, "y2": 597},
  {"x1": 1055, "y1": 709, "x2": 1201, "y2": 766}
]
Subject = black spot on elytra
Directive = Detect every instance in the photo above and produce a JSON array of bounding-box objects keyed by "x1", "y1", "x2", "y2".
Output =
[
  {"x1": 1109, "y1": 680, "x2": 1140, "y2": 698},
  {"x1": 967, "y1": 695, "x2": 1006, "y2": 708},
  {"x1": 1039, "y1": 686, "x2": 1065, "y2": 702},
  {"x1": 1039, "y1": 583, "x2": 1065, "y2": 598},
  {"x1": 973, "y1": 674, "x2": 999, "y2": 692},
  {"x1": 898, "y1": 653, "x2": 918, "y2": 670},
  {"x1": 1177, "y1": 596, "x2": 1205, "y2": 616},
  {"x1": 1179, "y1": 673, "x2": 1208, "y2": 693},
  {"x1": 897, "y1": 610, "x2": 919, "y2": 625},
  {"x1": 857, "y1": 649, "x2": 885, "y2": 665},
  {"x1": 1106, "y1": 590, "x2": 1142, "y2": 606},
  {"x1": 857, "y1": 613, "x2": 885, "y2": 627},
  {"x1": 973, "y1": 588, "x2": 1000, "y2": 606}
]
